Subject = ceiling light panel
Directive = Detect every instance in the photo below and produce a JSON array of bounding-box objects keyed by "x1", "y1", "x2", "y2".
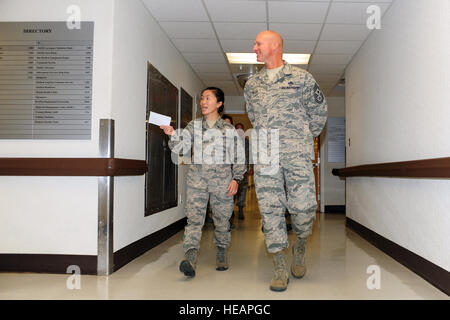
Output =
[{"x1": 226, "y1": 53, "x2": 310, "y2": 65}]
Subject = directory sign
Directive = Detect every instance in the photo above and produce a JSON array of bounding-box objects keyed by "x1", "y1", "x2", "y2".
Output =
[{"x1": 0, "y1": 22, "x2": 94, "y2": 139}]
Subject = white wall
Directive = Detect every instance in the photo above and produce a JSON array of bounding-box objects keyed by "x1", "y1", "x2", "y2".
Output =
[
  {"x1": 110, "y1": 0, "x2": 204, "y2": 252},
  {"x1": 345, "y1": 0, "x2": 450, "y2": 271},
  {"x1": 0, "y1": 0, "x2": 115, "y2": 255},
  {"x1": 320, "y1": 97, "x2": 346, "y2": 211},
  {"x1": 0, "y1": 0, "x2": 205, "y2": 255}
]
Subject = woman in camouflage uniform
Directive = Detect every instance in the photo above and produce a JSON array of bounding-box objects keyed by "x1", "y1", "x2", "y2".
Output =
[{"x1": 161, "y1": 87, "x2": 246, "y2": 278}]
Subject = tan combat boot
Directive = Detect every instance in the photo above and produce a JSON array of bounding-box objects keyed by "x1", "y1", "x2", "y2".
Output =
[
  {"x1": 291, "y1": 238, "x2": 307, "y2": 278},
  {"x1": 270, "y1": 251, "x2": 289, "y2": 292},
  {"x1": 216, "y1": 246, "x2": 229, "y2": 271},
  {"x1": 179, "y1": 248, "x2": 198, "y2": 277}
]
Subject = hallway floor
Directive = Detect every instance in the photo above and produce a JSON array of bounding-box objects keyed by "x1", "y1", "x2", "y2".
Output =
[{"x1": 0, "y1": 187, "x2": 448, "y2": 300}]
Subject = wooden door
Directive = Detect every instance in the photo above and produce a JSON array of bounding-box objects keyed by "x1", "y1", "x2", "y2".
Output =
[{"x1": 312, "y1": 137, "x2": 321, "y2": 212}]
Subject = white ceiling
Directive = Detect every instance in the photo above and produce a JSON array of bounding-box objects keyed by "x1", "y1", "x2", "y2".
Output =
[{"x1": 142, "y1": 0, "x2": 395, "y2": 97}]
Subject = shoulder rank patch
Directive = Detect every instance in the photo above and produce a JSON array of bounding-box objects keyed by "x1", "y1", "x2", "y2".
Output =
[{"x1": 313, "y1": 83, "x2": 324, "y2": 104}]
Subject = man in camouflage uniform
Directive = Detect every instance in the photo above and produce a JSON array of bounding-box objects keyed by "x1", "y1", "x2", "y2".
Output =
[
  {"x1": 167, "y1": 115, "x2": 246, "y2": 276},
  {"x1": 244, "y1": 31, "x2": 327, "y2": 291}
]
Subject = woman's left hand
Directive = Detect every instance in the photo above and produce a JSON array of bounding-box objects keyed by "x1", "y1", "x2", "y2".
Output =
[{"x1": 227, "y1": 180, "x2": 239, "y2": 197}]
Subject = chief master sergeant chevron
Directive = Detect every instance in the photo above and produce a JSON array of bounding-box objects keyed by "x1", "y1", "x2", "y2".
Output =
[{"x1": 244, "y1": 30, "x2": 327, "y2": 292}]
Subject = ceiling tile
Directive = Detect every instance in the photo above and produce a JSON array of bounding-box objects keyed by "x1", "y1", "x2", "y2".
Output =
[
  {"x1": 182, "y1": 53, "x2": 227, "y2": 64},
  {"x1": 310, "y1": 54, "x2": 353, "y2": 65},
  {"x1": 326, "y1": 2, "x2": 392, "y2": 24},
  {"x1": 142, "y1": 0, "x2": 209, "y2": 21},
  {"x1": 334, "y1": 0, "x2": 392, "y2": 3},
  {"x1": 205, "y1": 0, "x2": 266, "y2": 22},
  {"x1": 172, "y1": 38, "x2": 221, "y2": 53},
  {"x1": 191, "y1": 63, "x2": 230, "y2": 73},
  {"x1": 315, "y1": 40, "x2": 362, "y2": 55},
  {"x1": 160, "y1": 22, "x2": 216, "y2": 39},
  {"x1": 268, "y1": 1, "x2": 330, "y2": 23},
  {"x1": 197, "y1": 73, "x2": 233, "y2": 81},
  {"x1": 214, "y1": 23, "x2": 267, "y2": 40},
  {"x1": 320, "y1": 24, "x2": 372, "y2": 41},
  {"x1": 284, "y1": 40, "x2": 316, "y2": 53},
  {"x1": 309, "y1": 64, "x2": 346, "y2": 74},
  {"x1": 220, "y1": 39, "x2": 255, "y2": 52},
  {"x1": 269, "y1": 23, "x2": 323, "y2": 40}
]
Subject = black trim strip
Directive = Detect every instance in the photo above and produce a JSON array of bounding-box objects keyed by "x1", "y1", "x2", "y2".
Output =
[
  {"x1": 324, "y1": 205, "x2": 346, "y2": 214},
  {"x1": 113, "y1": 218, "x2": 187, "y2": 272},
  {"x1": 0, "y1": 254, "x2": 97, "y2": 275},
  {"x1": 346, "y1": 217, "x2": 450, "y2": 296},
  {"x1": 0, "y1": 218, "x2": 186, "y2": 275}
]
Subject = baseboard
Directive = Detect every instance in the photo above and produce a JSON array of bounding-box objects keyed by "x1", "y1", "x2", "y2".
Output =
[
  {"x1": 0, "y1": 254, "x2": 97, "y2": 275},
  {"x1": 113, "y1": 217, "x2": 187, "y2": 272},
  {"x1": 346, "y1": 217, "x2": 450, "y2": 296},
  {"x1": 324, "y1": 205, "x2": 346, "y2": 214},
  {"x1": 0, "y1": 218, "x2": 187, "y2": 276}
]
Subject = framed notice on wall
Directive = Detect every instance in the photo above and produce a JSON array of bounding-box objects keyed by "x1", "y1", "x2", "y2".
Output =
[
  {"x1": 327, "y1": 117, "x2": 346, "y2": 163},
  {"x1": 0, "y1": 22, "x2": 94, "y2": 140}
]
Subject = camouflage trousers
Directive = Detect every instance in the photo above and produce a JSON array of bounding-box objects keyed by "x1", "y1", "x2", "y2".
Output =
[
  {"x1": 183, "y1": 167, "x2": 234, "y2": 253},
  {"x1": 254, "y1": 160, "x2": 317, "y2": 253}
]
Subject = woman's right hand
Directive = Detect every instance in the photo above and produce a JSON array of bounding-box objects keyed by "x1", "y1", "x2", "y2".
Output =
[{"x1": 160, "y1": 125, "x2": 175, "y2": 136}]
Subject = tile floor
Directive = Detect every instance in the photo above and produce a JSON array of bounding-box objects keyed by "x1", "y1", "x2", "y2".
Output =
[{"x1": 0, "y1": 187, "x2": 448, "y2": 300}]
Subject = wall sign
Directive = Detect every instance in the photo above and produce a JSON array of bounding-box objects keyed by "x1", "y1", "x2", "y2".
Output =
[
  {"x1": 327, "y1": 117, "x2": 346, "y2": 163},
  {"x1": 0, "y1": 22, "x2": 94, "y2": 139}
]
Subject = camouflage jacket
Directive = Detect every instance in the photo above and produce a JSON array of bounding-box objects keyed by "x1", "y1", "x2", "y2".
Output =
[
  {"x1": 168, "y1": 116, "x2": 246, "y2": 182},
  {"x1": 244, "y1": 62, "x2": 328, "y2": 160}
]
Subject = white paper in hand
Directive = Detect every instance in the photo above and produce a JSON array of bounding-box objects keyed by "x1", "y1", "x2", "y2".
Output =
[{"x1": 148, "y1": 111, "x2": 171, "y2": 126}]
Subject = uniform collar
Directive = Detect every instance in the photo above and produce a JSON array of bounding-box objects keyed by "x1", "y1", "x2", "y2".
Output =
[
  {"x1": 256, "y1": 61, "x2": 293, "y2": 84},
  {"x1": 202, "y1": 116, "x2": 227, "y2": 129}
]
